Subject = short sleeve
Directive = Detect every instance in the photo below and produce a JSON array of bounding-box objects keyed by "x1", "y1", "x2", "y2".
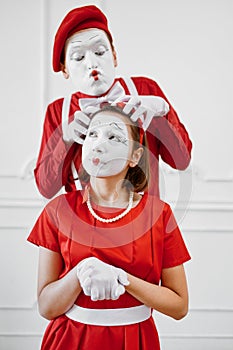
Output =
[
  {"x1": 27, "y1": 200, "x2": 60, "y2": 253},
  {"x1": 162, "y1": 204, "x2": 191, "y2": 268}
]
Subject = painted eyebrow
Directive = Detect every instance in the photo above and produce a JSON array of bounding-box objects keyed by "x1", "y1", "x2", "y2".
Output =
[
  {"x1": 89, "y1": 121, "x2": 125, "y2": 133},
  {"x1": 71, "y1": 35, "x2": 104, "y2": 44},
  {"x1": 109, "y1": 122, "x2": 124, "y2": 131},
  {"x1": 88, "y1": 35, "x2": 99, "y2": 41},
  {"x1": 69, "y1": 39, "x2": 107, "y2": 54}
]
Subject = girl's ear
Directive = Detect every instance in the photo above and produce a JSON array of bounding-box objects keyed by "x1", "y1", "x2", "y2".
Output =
[
  {"x1": 112, "y1": 48, "x2": 118, "y2": 67},
  {"x1": 60, "y1": 64, "x2": 69, "y2": 79},
  {"x1": 129, "y1": 147, "x2": 143, "y2": 167}
]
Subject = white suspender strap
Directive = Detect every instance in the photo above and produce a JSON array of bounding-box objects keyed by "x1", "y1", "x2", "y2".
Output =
[
  {"x1": 123, "y1": 77, "x2": 138, "y2": 96},
  {"x1": 62, "y1": 95, "x2": 82, "y2": 191},
  {"x1": 71, "y1": 161, "x2": 79, "y2": 181},
  {"x1": 62, "y1": 94, "x2": 72, "y2": 134}
]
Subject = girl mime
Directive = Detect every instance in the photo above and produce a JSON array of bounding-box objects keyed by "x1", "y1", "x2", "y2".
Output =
[{"x1": 28, "y1": 103, "x2": 191, "y2": 350}]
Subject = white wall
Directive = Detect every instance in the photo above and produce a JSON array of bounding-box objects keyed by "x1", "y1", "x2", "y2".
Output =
[{"x1": 0, "y1": 0, "x2": 232, "y2": 349}]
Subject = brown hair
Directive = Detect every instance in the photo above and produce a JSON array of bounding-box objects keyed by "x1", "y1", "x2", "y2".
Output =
[{"x1": 79, "y1": 105, "x2": 150, "y2": 192}]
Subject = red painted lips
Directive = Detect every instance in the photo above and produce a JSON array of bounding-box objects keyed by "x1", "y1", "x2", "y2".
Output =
[
  {"x1": 91, "y1": 70, "x2": 99, "y2": 81},
  {"x1": 92, "y1": 157, "x2": 100, "y2": 165}
]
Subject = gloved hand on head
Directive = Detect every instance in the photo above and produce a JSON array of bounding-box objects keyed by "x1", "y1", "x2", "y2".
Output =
[
  {"x1": 115, "y1": 95, "x2": 170, "y2": 131},
  {"x1": 63, "y1": 111, "x2": 91, "y2": 144},
  {"x1": 63, "y1": 92, "x2": 169, "y2": 145}
]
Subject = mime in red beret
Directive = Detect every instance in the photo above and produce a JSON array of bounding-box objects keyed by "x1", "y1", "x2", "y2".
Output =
[{"x1": 34, "y1": 5, "x2": 192, "y2": 199}]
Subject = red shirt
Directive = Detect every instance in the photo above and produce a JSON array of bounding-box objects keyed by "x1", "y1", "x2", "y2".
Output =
[{"x1": 27, "y1": 191, "x2": 191, "y2": 350}]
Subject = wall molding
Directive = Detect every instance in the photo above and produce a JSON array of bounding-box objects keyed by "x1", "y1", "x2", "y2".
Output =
[
  {"x1": 173, "y1": 201, "x2": 233, "y2": 211},
  {"x1": 204, "y1": 176, "x2": 233, "y2": 183},
  {"x1": 1, "y1": 305, "x2": 232, "y2": 312},
  {"x1": 183, "y1": 228, "x2": 233, "y2": 234},
  {"x1": 0, "y1": 226, "x2": 29, "y2": 230},
  {"x1": 0, "y1": 304, "x2": 37, "y2": 310},
  {"x1": 0, "y1": 198, "x2": 233, "y2": 210},
  {"x1": 160, "y1": 163, "x2": 233, "y2": 183},
  {"x1": 0, "y1": 333, "x2": 42, "y2": 337},
  {"x1": 0, "y1": 333, "x2": 232, "y2": 339},
  {"x1": 0, "y1": 161, "x2": 233, "y2": 183},
  {"x1": 160, "y1": 334, "x2": 233, "y2": 339},
  {"x1": 1, "y1": 227, "x2": 232, "y2": 235},
  {"x1": 189, "y1": 308, "x2": 233, "y2": 312},
  {"x1": 0, "y1": 199, "x2": 45, "y2": 208}
]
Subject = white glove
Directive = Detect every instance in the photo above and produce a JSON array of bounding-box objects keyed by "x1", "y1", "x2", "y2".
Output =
[
  {"x1": 63, "y1": 111, "x2": 91, "y2": 144},
  {"x1": 76, "y1": 257, "x2": 129, "y2": 301},
  {"x1": 115, "y1": 95, "x2": 170, "y2": 131}
]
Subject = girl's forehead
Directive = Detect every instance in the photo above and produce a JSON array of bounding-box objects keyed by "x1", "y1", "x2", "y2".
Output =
[{"x1": 90, "y1": 112, "x2": 129, "y2": 130}]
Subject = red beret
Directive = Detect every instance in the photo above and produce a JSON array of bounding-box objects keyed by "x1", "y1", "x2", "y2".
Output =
[{"x1": 52, "y1": 5, "x2": 113, "y2": 72}]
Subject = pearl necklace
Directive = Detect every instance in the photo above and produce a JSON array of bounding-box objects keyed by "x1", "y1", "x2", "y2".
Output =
[{"x1": 87, "y1": 190, "x2": 134, "y2": 223}]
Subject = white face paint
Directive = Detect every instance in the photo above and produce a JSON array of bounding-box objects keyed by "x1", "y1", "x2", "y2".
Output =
[
  {"x1": 64, "y1": 29, "x2": 116, "y2": 96},
  {"x1": 82, "y1": 112, "x2": 133, "y2": 177}
]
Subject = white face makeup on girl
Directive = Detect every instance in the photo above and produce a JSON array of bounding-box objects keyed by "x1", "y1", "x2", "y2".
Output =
[
  {"x1": 82, "y1": 112, "x2": 133, "y2": 178},
  {"x1": 64, "y1": 29, "x2": 116, "y2": 96}
]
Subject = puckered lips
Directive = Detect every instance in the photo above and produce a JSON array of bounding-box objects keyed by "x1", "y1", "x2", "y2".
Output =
[{"x1": 91, "y1": 69, "x2": 99, "y2": 81}]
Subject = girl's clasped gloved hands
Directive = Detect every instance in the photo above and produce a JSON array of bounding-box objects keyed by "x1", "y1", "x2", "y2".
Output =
[{"x1": 76, "y1": 257, "x2": 129, "y2": 301}]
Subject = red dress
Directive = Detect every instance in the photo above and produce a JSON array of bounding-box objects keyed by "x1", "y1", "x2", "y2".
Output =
[
  {"x1": 27, "y1": 191, "x2": 191, "y2": 350},
  {"x1": 34, "y1": 77, "x2": 192, "y2": 198}
]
